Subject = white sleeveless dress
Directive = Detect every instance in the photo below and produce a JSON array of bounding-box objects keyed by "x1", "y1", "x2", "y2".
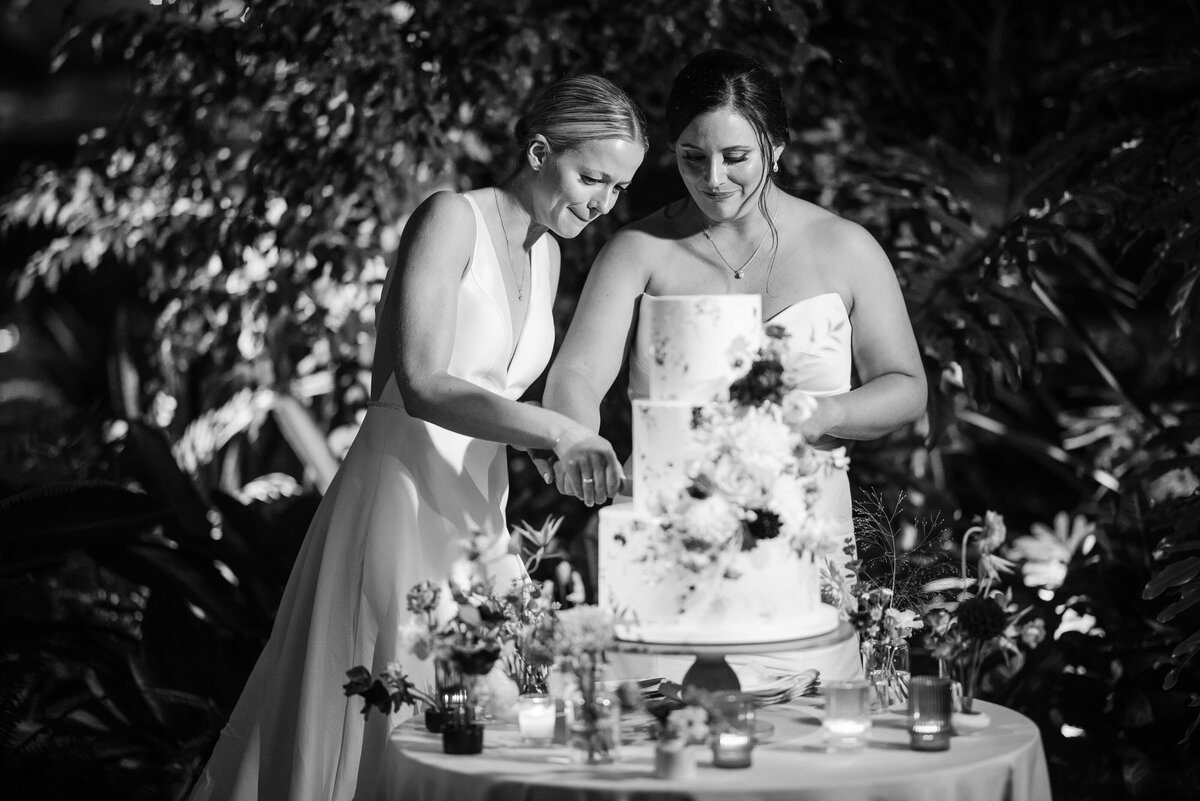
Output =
[
  {"x1": 613, "y1": 291, "x2": 862, "y2": 683},
  {"x1": 188, "y1": 194, "x2": 554, "y2": 801}
]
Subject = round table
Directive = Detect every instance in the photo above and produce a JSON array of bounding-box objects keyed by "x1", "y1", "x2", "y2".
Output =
[{"x1": 375, "y1": 697, "x2": 1052, "y2": 801}]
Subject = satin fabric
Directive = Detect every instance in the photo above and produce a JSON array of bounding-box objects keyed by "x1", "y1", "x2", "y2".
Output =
[{"x1": 188, "y1": 194, "x2": 554, "y2": 801}]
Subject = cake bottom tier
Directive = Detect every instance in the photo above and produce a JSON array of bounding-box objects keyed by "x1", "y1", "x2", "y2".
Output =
[{"x1": 598, "y1": 502, "x2": 840, "y2": 645}]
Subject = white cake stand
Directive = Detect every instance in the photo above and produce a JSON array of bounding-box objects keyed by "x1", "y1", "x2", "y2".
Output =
[{"x1": 612, "y1": 621, "x2": 856, "y2": 692}]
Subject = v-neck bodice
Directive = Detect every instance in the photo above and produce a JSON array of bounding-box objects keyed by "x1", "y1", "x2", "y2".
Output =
[
  {"x1": 373, "y1": 193, "x2": 554, "y2": 407},
  {"x1": 628, "y1": 291, "x2": 852, "y2": 400}
]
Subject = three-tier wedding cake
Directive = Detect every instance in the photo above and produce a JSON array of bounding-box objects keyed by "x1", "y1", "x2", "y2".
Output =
[{"x1": 598, "y1": 294, "x2": 845, "y2": 645}]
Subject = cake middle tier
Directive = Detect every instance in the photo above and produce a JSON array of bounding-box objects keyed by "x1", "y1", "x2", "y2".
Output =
[{"x1": 630, "y1": 399, "x2": 710, "y2": 513}]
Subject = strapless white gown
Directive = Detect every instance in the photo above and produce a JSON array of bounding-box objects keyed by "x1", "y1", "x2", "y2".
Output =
[
  {"x1": 611, "y1": 291, "x2": 862, "y2": 684},
  {"x1": 188, "y1": 194, "x2": 554, "y2": 801}
]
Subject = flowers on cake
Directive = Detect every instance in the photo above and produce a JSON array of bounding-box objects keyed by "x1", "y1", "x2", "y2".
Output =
[{"x1": 654, "y1": 325, "x2": 849, "y2": 576}]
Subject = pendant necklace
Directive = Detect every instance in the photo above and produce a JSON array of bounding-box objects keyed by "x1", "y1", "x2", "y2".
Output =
[
  {"x1": 494, "y1": 187, "x2": 528, "y2": 301},
  {"x1": 702, "y1": 225, "x2": 770, "y2": 280}
]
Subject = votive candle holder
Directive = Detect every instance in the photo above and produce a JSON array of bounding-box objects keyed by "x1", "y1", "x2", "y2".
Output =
[
  {"x1": 710, "y1": 691, "x2": 756, "y2": 768},
  {"x1": 823, "y1": 679, "x2": 873, "y2": 751},
  {"x1": 516, "y1": 693, "x2": 556, "y2": 746},
  {"x1": 907, "y1": 676, "x2": 953, "y2": 751}
]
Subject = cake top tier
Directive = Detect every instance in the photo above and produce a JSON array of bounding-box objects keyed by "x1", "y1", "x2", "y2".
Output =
[{"x1": 635, "y1": 294, "x2": 762, "y2": 402}]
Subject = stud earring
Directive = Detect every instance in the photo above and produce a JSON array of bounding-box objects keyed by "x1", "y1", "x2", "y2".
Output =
[{"x1": 772, "y1": 162, "x2": 779, "y2": 173}]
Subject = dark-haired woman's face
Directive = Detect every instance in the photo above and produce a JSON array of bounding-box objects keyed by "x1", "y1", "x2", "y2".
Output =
[{"x1": 674, "y1": 108, "x2": 773, "y2": 222}]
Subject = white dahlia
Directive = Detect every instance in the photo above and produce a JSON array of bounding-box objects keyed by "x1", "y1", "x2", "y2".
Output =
[{"x1": 672, "y1": 493, "x2": 742, "y2": 552}]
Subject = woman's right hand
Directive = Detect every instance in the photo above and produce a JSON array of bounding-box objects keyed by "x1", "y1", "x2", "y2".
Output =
[{"x1": 552, "y1": 425, "x2": 624, "y2": 507}]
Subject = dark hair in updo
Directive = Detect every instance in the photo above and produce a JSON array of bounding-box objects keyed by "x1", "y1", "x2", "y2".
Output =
[
  {"x1": 667, "y1": 49, "x2": 790, "y2": 270},
  {"x1": 514, "y1": 74, "x2": 649, "y2": 157},
  {"x1": 666, "y1": 49, "x2": 789, "y2": 151}
]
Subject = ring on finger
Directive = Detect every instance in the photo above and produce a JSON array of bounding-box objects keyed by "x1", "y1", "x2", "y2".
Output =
[{"x1": 581, "y1": 477, "x2": 595, "y2": 484}]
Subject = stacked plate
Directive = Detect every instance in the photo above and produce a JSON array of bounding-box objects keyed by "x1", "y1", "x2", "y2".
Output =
[
  {"x1": 741, "y1": 669, "x2": 820, "y2": 706},
  {"x1": 640, "y1": 667, "x2": 820, "y2": 708}
]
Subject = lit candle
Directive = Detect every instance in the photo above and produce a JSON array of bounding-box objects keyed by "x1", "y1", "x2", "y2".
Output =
[
  {"x1": 710, "y1": 692, "x2": 756, "y2": 769},
  {"x1": 517, "y1": 693, "x2": 555, "y2": 746},
  {"x1": 823, "y1": 679, "x2": 872, "y2": 751}
]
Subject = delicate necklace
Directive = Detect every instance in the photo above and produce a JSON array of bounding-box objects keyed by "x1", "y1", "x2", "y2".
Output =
[
  {"x1": 493, "y1": 187, "x2": 528, "y2": 301},
  {"x1": 702, "y1": 225, "x2": 770, "y2": 280}
]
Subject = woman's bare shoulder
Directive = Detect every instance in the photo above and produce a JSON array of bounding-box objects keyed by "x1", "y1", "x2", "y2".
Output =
[
  {"x1": 784, "y1": 198, "x2": 882, "y2": 262},
  {"x1": 411, "y1": 189, "x2": 474, "y2": 228}
]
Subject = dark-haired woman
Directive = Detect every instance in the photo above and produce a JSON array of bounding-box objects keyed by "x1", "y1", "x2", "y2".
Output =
[
  {"x1": 189, "y1": 75, "x2": 646, "y2": 801},
  {"x1": 543, "y1": 50, "x2": 925, "y2": 681}
]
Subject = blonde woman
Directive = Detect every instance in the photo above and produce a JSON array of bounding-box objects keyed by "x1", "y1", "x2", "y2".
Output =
[{"x1": 189, "y1": 75, "x2": 647, "y2": 801}]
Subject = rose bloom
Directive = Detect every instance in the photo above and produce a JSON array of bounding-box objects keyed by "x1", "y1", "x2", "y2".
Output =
[{"x1": 707, "y1": 453, "x2": 771, "y2": 508}]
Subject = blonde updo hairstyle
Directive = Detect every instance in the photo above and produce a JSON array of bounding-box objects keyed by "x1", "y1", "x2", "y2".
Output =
[{"x1": 513, "y1": 74, "x2": 649, "y2": 162}]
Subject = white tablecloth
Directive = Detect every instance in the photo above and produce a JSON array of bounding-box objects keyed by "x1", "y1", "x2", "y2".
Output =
[{"x1": 376, "y1": 697, "x2": 1052, "y2": 801}]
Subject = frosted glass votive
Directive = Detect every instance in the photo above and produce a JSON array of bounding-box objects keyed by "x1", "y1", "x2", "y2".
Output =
[
  {"x1": 824, "y1": 679, "x2": 873, "y2": 751},
  {"x1": 710, "y1": 692, "x2": 756, "y2": 768},
  {"x1": 517, "y1": 693, "x2": 555, "y2": 746}
]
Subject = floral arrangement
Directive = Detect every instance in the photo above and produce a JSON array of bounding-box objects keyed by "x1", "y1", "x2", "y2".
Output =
[
  {"x1": 653, "y1": 325, "x2": 850, "y2": 578},
  {"x1": 921, "y1": 511, "x2": 1048, "y2": 713},
  {"x1": 343, "y1": 519, "x2": 564, "y2": 720},
  {"x1": 547, "y1": 604, "x2": 618, "y2": 763},
  {"x1": 844, "y1": 493, "x2": 955, "y2": 706},
  {"x1": 849, "y1": 586, "x2": 925, "y2": 647}
]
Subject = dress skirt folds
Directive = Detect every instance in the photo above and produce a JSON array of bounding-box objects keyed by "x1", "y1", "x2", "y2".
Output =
[{"x1": 188, "y1": 193, "x2": 554, "y2": 801}]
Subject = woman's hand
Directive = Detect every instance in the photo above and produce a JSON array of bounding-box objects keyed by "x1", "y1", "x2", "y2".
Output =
[
  {"x1": 552, "y1": 425, "x2": 624, "y2": 507},
  {"x1": 799, "y1": 395, "x2": 846, "y2": 446},
  {"x1": 526, "y1": 448, "x2": 557, "y2": 485}
]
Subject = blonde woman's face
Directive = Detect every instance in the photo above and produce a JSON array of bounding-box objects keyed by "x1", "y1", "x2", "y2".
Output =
[
  {"x1": 674, "y1": 108, "x2": 776, "y2": 222},
  {"x1": 531, "y1": 138, "x2": 644, "y2": 237}
]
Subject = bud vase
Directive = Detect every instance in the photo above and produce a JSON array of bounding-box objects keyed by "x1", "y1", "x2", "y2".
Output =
[
  {"x1": 569, "y1": 665, "x2": 620, "y2": 764},
  {"x1": 862, "y1": 640, "x2": 910, "y2": 712}
]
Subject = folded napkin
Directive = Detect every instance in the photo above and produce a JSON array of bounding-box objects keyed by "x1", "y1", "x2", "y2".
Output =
[{"x1": 733, "y1": 663, "x2": 821, "y2": 705}]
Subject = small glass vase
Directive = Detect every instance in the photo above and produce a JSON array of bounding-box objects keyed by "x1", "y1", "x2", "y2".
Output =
[
  {"x1": 862, "y1": 640, "x2": 910, "y2": 712},
  {"x1": 569, "y1": 678, "x2": 620, "y2": 765},
  {"x1": 654, "y1": 744, "x2": 696, "y2": 780},
  {"x1": 937, "y1": 658, "x2": 975, "y2": 714},
  {"x1": 515, "y1": 660, "x2": 551, "y2": 696}
]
